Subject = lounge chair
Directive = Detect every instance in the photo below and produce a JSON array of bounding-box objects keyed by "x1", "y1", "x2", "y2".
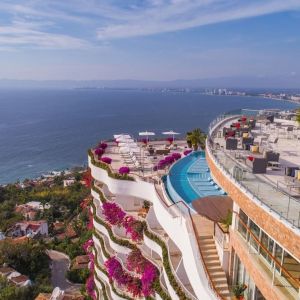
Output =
[{"x1": 246, "y1": 157, "x2": 267, "y2": 174}]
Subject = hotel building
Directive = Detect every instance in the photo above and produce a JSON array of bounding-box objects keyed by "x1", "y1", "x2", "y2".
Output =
[{"x1": 89, "y1": 109, "x2": 300, "y2": 300}]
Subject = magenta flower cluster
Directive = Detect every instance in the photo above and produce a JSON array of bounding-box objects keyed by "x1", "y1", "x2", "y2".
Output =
[
  {"x1": 102, "y1": 202, "x2": 144, "y2": 242},
  {"x1": 184, "y1": 149, "x2": 193, "y2": 156},
  {"x1": 153, "y1": 152, "x2": 181, "y2": 171},
  {"x1": 102, "y1": 202, "x2": 126, "y2": 226},
  {"x1": 82, "y1": 239, "x2": 94, "y2": 253},
  {"x1": 119, "y1": 166, "x2": 130, "y2": 175},
  {"x1": 98, "y1": 142, "x2": 108, "y2": 149},
  {"x1": 123, "y1": 215, "x2": 144, "y2": 242},
  {"x1": 105, "y1": 254, "x2": 157, "y2": 297},
  {"x1": 86, "y1": 275, "x2": 96, "y2": 300},
  {"x1": 101, "y1": 157, "x2": 112, "y2": 164},
  {"x1": 95, "y1": 147, "x2": 104, "y2": 158}
]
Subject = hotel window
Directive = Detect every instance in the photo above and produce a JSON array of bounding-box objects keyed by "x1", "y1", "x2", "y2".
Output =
[
  {"x1": 274, "y1": 244, "x2": 283, "y2": 273},
  {"x1": 259, "y1": 230, "x2": 273, "y2": 265},
  {"x1": 249, "y1": 220, "x2": 260, "y2": 252},
  {"x1": 238, "y1": 209, "x2": 248, "y2": 239}
]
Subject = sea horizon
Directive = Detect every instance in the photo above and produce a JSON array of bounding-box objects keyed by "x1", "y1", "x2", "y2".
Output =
[{"x1": 0, "y1": 88, "x2": 298, "y2": 184}]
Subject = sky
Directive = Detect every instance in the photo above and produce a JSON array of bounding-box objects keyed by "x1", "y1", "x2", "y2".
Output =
[{"x1": 0, "y1": 0, "x2": 300, "y2": 82}]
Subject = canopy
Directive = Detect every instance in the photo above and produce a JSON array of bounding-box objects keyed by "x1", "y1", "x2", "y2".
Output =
[
  {"x1": 162, "y1": 131, "x2": 180, "y2": 135},
  {"x1": 162, "y1": 130, "x2": 180, "y2": 141},
  {"x1": 116, "y1": 138, "x2": 134, "y2": 143},
  {"x1": 114, "y1": 134, "x2": 131, "y2": 139},
  {"x1": 139, "y1": 131, "x2": 155, "y2": 136}
]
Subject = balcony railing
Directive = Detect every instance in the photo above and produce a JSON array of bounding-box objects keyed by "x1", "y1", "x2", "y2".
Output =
[
  {"x1": 234, "y1": 213, "x2": 300, "y2": 298},
  {"x1": 207, "y1": 113, "x2": 300, "y2": 229}
]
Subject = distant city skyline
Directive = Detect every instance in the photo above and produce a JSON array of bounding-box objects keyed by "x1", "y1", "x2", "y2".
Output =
[{"x1": 0, "y1": 0, "x2": 300, "y2": 85}]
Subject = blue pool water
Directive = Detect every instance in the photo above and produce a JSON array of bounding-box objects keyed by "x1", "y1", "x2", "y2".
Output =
[{"x1": 165, "y1": 151, "x2": 225, "y2": 204}]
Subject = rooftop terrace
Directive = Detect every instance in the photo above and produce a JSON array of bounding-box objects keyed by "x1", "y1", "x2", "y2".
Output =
[{"x1": 208, "y1": 109, "x2": 300, "y2": 228}]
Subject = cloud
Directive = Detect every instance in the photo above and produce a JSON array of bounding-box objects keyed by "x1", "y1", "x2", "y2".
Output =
[
  {"x1": 0, "y1": 0, "x2": 299, "y2": 50},
  {"x1": 95, "y1": 0, "x2": 300, "y2": 39}
]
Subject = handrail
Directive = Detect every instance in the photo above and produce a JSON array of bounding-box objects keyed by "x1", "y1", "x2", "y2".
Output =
[{"x1": 234, "y1": 212, "x2": 300, "y2": 290}]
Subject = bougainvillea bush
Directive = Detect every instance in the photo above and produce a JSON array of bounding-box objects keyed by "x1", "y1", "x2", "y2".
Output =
[
  {"x1": 183, "y1": 149, "x2": 193, "y2": 156},
  {"x1": 102, "y1": 202, "x2": 126, "y2": 226},
  {"x1": 172, "y1": 152, "x2": 181, "y2": 160},
  {"x1": 101, "y1": 156, "x2": 112, "y2": 164},
  {"x1": 126, "y1": 249, "x2": 158, "y2": 297},
  {"x1": 105, "y1": 257, "x2": 130, "y2": 286},
  {"x1": 123, "y1": 215, "x2": 144, "y2": 242},
  {"x1": 86, "y1": 275, "x2": 96, "y2": 299},
  {"x1": 99, "y1": 142, "x2": 108, "y2": 149},
  {"x1": 105, "y1": 255, "x2": 156, "y2": 298},
  {"x1": 83, "y1": 239, "x2": 94, "y2": 253},
  {"x1": 141, "y1": 263, "x2": 157, "y2": 297},
  {"x1": 119, "y1": 166, "x2": 130, "y2": 175},
  {"x1": 95, "y1": 148, "x2": 104, "y2": 156}
]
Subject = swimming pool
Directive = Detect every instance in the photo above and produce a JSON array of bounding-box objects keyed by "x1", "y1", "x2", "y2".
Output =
[{"x1": 164, "y1": 151, "x2": 225, "y2": 204}]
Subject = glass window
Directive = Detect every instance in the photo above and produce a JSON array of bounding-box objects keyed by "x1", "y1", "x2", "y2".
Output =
[
  {"x1": 249, "y1": 220, "x2": 260, "y2": 252},
  {"x1": 274, "y1": 244, "x2": 283, "y2": 272},
  {"x1": 238, "y1": 210, "x2": 248, "y2": 239},
  {"x1": 260, "y1": 231, "x2": 273, "y2": 265},
  {"x1": 282, "y1": 251, "x2": 300, "y2": 291}
]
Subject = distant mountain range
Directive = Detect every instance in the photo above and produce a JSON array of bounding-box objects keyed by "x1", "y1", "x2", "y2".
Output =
[{"x1": 0, "y1": 75, "x2": 299, "y2": 90}]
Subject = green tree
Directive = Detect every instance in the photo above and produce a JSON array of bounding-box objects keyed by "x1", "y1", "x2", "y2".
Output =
[
  {"x1": 188, "y1": 128, "x2": 207, "y2": 150},
  {"x1": 296, "y1": 109, "x2": 300, "y2": 124}
]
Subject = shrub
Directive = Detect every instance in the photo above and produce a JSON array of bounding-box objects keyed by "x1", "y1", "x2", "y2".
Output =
[{"x1": 67, "y1": 268, "x2": 89, "y2": 284}]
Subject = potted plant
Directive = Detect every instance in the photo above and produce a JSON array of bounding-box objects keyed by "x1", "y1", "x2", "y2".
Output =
[
  {"x1": 233, "y1": 283, "x2": 247, "y2": 300},
  {"x1": 143, "y1": 200, "x2": 151, "y2": 212}
]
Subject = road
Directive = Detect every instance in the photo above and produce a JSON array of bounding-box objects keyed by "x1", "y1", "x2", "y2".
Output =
[{"x1": 47, "y1": 250, "x2": 81, "y2": 291}]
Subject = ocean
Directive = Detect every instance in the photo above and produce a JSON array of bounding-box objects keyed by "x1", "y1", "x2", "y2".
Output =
[{"x1": 0, "y1": 89, "x2": 297, "y2": 184}]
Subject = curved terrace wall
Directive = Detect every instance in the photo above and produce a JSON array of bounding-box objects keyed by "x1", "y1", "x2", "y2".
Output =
[
  {"x1": 89, "y1": 155, "x2": 216, "y2": 300},
  {"x1": 206, "y1": 128, "x2": 300, "y2": 260}
]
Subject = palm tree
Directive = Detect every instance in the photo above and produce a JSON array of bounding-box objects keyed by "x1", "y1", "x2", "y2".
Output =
[
  {"x1": 189, "y1": 128, "x2": 206, "y2": 150},
  {"x1": 296, "y1": 109, "x2": 300, "y2": 124}
]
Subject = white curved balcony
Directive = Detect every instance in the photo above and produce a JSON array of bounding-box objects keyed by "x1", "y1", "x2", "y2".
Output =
[{"x1": 89, "y1": 156, "x2": 215, "y2": 300}]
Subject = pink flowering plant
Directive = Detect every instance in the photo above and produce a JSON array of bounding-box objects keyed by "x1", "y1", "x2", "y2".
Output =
[
  {"x1": 86, "y1": 275, "x2": 96, "y2": 299},
  {"x1": 101, "y1": 157, "x2": 112, "y2": 164},
  {"x1": 119, "y1": 166, "x2": 130, "y2": 175},
  {"x1": 105, "y1": 257, "x2": 130, "y2": 286},
  {"x1": 126, "y1": 249, "x2": 157, "y2": 297},
  {"x1": 123, "y1": 215, "x2": 144, "y2": 242},
  {"x1": 95, "y1": 148, "x2": 104, "y2": 156},
  {"x1": 184, "y1": 149, "x2": 193, "y2": 156},
  {"x1": 102, "y1": 202, "x2": 126, "y2": 226},
  {"x1": 99, "y1": 142, "x2": 108, "y2": 149},
  {"x1": 83, "y1": 239, "x2": 94, "y2": 253},
  {"x1": 141, "y1": 264, "x2": 157, "y2": 297}
]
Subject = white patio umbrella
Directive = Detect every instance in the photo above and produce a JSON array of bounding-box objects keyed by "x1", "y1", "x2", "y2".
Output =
[
  {"x1": 118, "y1": 141, "x2": 135, "y2": 147},
  {"x1": 162, "y1": 130, "x2": 180, "y2": 142},
  {"x1": 139, "y1": 131, "x2": 155, "y2": 142},
  {"x1": 116, "y1": 137, "x2": 134, "y2": 143},
  {"x1": 114, "y1": 134, "x2": 131, "y2": 139}
]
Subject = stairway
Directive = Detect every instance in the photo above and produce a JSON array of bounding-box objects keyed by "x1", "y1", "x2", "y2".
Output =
[{"x1": 199, "y1": 236, "x2": 231, "y2": 300}]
